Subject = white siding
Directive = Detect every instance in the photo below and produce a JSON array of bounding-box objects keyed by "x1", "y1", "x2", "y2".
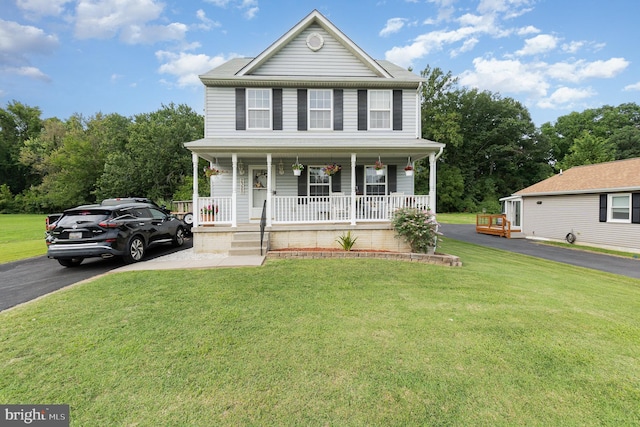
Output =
[
  {"x1": 205, "y1": 87, "x2": 417, "y2": 137},
  {"x1": 254, "y1": 24, "x2": 378, "y2": 77},
  {"x1": 522, "y1": 194, "x2": 640, "y2": 251}
]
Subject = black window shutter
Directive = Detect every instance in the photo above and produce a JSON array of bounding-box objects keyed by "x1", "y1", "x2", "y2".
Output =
[
  {"x1": 273, "y1": 88, "x2": 282, "y2": 130},
  {"x1": 599, "y1": 194, "x2": 607, "y2": 222},
  {"x1": 355, "y1": 165, "x2": 364, "y2": 194},
  {"x1": 297, "y1": 89, "x2": 307, "y2": 131},
  {"x1": 632, "y1": 193, "x2": 640, "y2": 224},
  {"x1": 393, "y1": 90, "x2": 403, "y2": 131},
  {"x1": 235, "y1": 88, "x2": 246, "y2": 131},
  {"x1": 333, "y1": 89, "x2": 343, "y2": 131},
  {"x1": 332, "y1": 170, "x2": 341, "y2": 193},
  {"x1": 357, "y1": 90, "x2": 367, "y2": 131},
  {"x1": 297, "y1": 169, "x2": 308, "y2": 198},
  {"x1": 388, "y1": 165, "x2": 397, "y2": 193}
]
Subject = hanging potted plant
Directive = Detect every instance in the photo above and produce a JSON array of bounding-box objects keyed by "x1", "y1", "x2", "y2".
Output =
[
  {"x1": 404, "y1": 164, "x2": 414, "y2": 176},
  {"x1": 322, "y1": 163, "x2": 341, "y2": 176},
  {"x1": 204, "y1": 165, "x2": 223, "y2": 178},
  {"x1": 375, "y1": 159, "x2": 385, "y2": 175},
  {"x1": 292, "y1": 161, "x2": 304, "y2": 176}
]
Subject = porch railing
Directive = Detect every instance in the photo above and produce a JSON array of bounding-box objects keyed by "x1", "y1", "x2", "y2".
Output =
[
  {"x1": 197, "y1": 197, "x2": 233, "y2": 225},
  {"x1": 195, "y1": 194, "x2": 430, "y2": 226},
  {"x1": 272, "y1": 194, "x2": 430, "y2": 224}
]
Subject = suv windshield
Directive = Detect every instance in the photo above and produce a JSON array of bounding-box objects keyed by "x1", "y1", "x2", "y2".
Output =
[{"x1": 57, "y1": 210, "x2": 111, "y2": 227}]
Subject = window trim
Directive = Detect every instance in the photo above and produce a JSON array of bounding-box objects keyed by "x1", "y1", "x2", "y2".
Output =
[
  {"x1": 608, "y1": 193, "x2": 631, "y2": 223},
  {"x1": 364, "y1": 165, "x2": 387, "y2": 195},
  {"x1": 308, "y1": 166, "x2": 331, "y2": 197},
  {"x1": 246, "y1": 88, "x2": 272, "y2": 130},
  {"x1": 308, "y1": 89, "x2": 333, "y2": 130},
  {"x1": 368, "y1": 90, "x2": 392, "y2": 130}
]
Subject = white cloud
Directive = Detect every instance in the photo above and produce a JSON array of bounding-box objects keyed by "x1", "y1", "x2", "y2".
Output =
[
  {"x1": 624, "y1": 82, "x2": 640, "y2": 91},
  {"x1": 204, "y1": 0, "x2": 260, "y2": 19},
  {"x1": 16, "y1": 0, "x2": 73, "y2": 17},
  {"x1": 546, "y1": 57, "x2": 629, "y2": 83},
  {"x1": 156, "y1": 51, "x2": 240, "y2": 87},
  {"x1": 517, "y1": 25, "x2": 539, "y2": 36},
  {"x1": 515, "y1": 34, "x2": 558, "y2": 56},
  {"x1": 2, "y1": 66, "x2": 51, "y2": 82},
  {"x1": 459, "y1": 57, "x2": 549, "y2": 98},
  {"x1": 380, "y1": 18, "x2": 407, "y2": 37},
  {"x1": 75, "y1": 0, "x2": 186, "y2": 44},
  {"x1": 0, "y1": 20, "x2": 57, "y2": 80},
  {"x1": 195, "y1": 9, "x2": 221, "y2": 31},
  {"x1": 537, "y1": 87, "x2": 596, "y2": 109},
  {"x1": 562, "y1": 40, "x2": 584, "y2": 54}
]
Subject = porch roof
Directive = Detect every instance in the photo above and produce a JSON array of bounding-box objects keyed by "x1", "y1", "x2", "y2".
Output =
[{"x1": 184, "y1": 137, "x2": 445, "y2": 162}]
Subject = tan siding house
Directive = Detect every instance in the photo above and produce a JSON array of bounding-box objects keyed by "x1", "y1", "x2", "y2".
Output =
[{"x1": 502, "y1": 158, "x2": 640, "y2": 253}]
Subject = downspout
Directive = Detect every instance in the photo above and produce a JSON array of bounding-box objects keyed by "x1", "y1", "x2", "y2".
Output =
[
  {"x1": 266, "y1": 154, "x2": 273, "y2": 227},
  {"x1": 351, "y1": 153, "x2": 356, "y2": 226}
]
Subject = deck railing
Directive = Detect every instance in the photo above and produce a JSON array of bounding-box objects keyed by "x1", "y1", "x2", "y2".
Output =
[
  {"x1": 476, "y1": 213, "x2": 512, "y2": 238},
  {"x1": 197, "y1": 197, "x2": 233, "y2": 225}
]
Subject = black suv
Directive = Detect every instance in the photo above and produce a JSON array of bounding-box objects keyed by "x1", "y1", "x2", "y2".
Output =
[{"x1": 46, "y1": 200, "x2": 186, "y2": 267}]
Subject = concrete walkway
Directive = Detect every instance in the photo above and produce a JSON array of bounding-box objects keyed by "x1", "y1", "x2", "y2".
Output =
[
  {"x1": 113, "y1": 249, "x2": 265, "y2": 272},
  {"x1": 440, "y1": 224, "x2": 640, "y2": 280}
]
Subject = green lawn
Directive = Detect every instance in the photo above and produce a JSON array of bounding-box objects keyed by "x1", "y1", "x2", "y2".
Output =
[
  {"x1": 436, "y1": 212, "x2": 478, "y2": 224},
  {"x1": 1, "y1": 238, "x2": 639, "y2": 426},
  {"x1": 0, "y1": 214, "x2": 47, "y2": 263}
]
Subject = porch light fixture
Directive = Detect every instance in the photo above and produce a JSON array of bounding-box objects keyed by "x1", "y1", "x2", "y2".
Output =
[
  {"x1": 278, "y1": 159, "x2": 284, "y2": 175},
  {"x1": 238, "y1": 159, "x2": 245, "y2": 175}
]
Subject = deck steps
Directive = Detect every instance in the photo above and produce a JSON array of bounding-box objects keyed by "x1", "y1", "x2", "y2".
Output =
[{"x1": 228, "y1": 231, "x2": 268, "y2": 256}]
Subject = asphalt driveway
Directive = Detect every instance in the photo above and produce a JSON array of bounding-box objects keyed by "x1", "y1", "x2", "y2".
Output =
[{"x1": 440, "y1": 224, "x2": 640, "y2": 280}]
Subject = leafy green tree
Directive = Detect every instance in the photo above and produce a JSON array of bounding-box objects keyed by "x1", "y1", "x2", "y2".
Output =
[
  {"x1": 0, "y1": 101, "x2": 43, "y2": 196},
  {"x1": 558, "y1": 130, "x2": 614, "y2": 170},
  {"x1": 95, "y1": 103, "x2": 203, "y2": 201}
]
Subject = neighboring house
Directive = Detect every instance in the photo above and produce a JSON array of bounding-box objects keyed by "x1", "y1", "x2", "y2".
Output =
[
  {"x1": 501, "y1": 158, "x2": 640, "y2": 253},
  {"x1": 184, "y1": 10, "x2": 444, "y2": 254}
]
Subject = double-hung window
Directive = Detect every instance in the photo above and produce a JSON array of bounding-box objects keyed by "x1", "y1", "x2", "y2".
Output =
[
  {"x1": 309, "y1": 166, "x2": 330, "y2": 197},
  {"x1": 609, "y1": 194, "x2": 631, "y2": 222},
  {"x1": 308, "y1": 90, "x2": 332, "y2": 129},
  {"x1": 369, "y1": 90, "x2": 391, "y2": 129},
  {"x1": 247, "y1": 89, "x2": 271, "y2": 129},
  {"x1": 365, "y1": 166, "x2": 386, "y2": 195}
]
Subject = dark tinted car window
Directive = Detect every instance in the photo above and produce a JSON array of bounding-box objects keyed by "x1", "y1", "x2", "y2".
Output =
[
  {"x1": 57, "y1": 210, "x2": 110, "y2": 227},
  {"x1": 149, "y1": 208, "x2": 167, "y2": 220}
]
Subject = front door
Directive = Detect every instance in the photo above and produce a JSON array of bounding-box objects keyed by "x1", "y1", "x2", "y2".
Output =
[{"x1": 249, "y1": 166, "x2": 275, "y2": 220}]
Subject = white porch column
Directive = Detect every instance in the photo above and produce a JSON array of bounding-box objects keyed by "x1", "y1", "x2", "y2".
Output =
[
  {"x1": 429, "y1": 152, "x2": 438, "y2": 213},
  {"x1": 192, "y1": 152, "x2": 199, "y2": 227},
  {"x1": 350, "y1": 153, "x2": 357, "y2": 225},
  {"x1": 266, "y1": 154, "x2": 273, "y2": 227},
  {"x1": 232, "y1": 153, "x2": 238, "y2": 228}
]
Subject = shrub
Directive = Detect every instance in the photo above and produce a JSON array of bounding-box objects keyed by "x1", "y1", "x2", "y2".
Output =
[
  {"x1": 336, "y1": 231, "x2": 358, "y2": 251},
  {"x1": 391, "y1": 207, "x2": 441, "y2": 253}
]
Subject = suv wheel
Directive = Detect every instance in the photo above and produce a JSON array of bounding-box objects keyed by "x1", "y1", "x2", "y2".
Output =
[
  {"x1": 58, "y1": 257, "x2": 84, "y2": 267},
  {"x1": 172, "y1": 227, "x2": 185, "y2": 247},
  {"x1": 123, "y1": 236, "x2": 145, "y2": 264}
]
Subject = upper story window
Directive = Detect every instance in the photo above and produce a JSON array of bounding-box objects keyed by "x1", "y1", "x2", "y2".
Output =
[
  {"x1": 308, "y1": 90, "x2": 332, "y2": 129},
  {"x1": 247, "y1": 89, "x2": 271, "y2": 129},
  {"x1": 609, "y1": 194, "x2": 631, "y2": 222},
  {"x1": 369, "y1": 90, "x2": 391, "y2": 130}
]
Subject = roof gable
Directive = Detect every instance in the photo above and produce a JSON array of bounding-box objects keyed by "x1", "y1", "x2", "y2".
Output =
[
  {"x1": 516, "y1": 158, "x2": 640, "y2": 196},
  {"x1": 237, "y1": 10, "x2": 392, "y2": 79}
]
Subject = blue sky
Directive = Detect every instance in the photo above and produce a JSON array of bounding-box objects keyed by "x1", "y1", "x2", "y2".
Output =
[{"x1": 2, "y1": 0, "x2": 638, "y2": 126}]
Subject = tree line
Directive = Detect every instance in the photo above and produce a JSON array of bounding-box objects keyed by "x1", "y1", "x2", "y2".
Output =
[{"x1": 1, "y1": 67, "x2": 639, "y2": 214}]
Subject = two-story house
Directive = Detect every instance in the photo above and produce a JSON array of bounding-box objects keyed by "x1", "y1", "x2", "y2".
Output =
[{"x1": 184, "y1": 10, "x2": 445, "y2": 254}]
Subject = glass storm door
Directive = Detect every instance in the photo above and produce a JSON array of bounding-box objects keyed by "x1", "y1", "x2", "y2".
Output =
[{"x1": 249, "y1": 166, "x2": 275, "y2": 220}]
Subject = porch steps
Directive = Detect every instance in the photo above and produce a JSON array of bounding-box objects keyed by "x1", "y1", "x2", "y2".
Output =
[{"x1": 228, "y1": 231, "x2": 269, "y2": 256}]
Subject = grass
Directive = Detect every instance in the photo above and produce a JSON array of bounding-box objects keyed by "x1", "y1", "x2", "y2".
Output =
[
  {"x1": 539, "y1": 239, "x2": 640, "y2": 259},
  {"x1": 1, "y1": 238, "x2": 639, "y2": 425},
  {"x1": 0, "y1": 214, "x2": 47, "y2": 263},
  {"x1": 436, "y1": 212, "x2": 478, "y2": 224}
]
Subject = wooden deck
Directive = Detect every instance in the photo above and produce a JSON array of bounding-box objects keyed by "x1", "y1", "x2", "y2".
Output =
[{"x1": 476, "y1": 214, "x2": 515, "y2": 238}]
